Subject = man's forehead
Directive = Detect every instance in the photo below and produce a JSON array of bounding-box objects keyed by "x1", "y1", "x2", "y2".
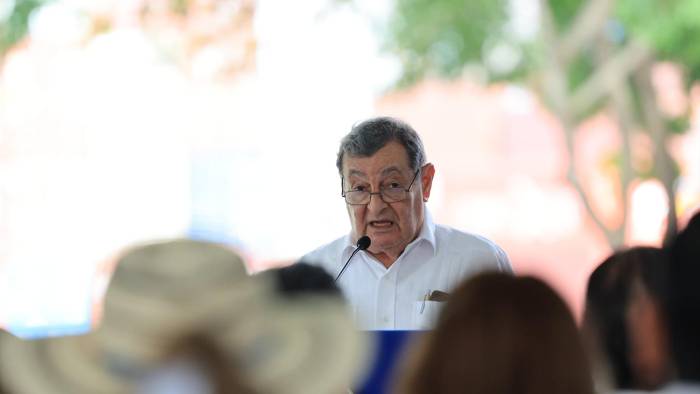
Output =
[
  {"x1": 342, "y1": 141, "x2": 411, "y2": 176},
  {"x1": 346, "y1": 165, "x2": 405, "y2": 178}
]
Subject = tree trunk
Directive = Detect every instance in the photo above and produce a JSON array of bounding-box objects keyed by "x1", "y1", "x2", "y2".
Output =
[
  {"x1": 633, "y1": 61, "x2": 679, "y2": 245},
  {"x1": 537, "y1": 0, "x2": 624, "y2": 248}
]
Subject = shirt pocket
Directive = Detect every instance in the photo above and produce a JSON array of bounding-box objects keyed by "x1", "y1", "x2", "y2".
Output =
[{"x1": 412, "y1": 300, "x2": 444, "y2": 330}]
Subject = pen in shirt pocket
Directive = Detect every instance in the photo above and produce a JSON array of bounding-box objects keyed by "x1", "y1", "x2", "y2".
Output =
[{"x1": 420, "y1": 289, "x2": 450, "y2": 313}]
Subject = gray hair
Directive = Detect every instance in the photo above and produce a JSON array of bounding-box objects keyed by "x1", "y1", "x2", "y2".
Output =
[{"x1": 336, "y1": 117, "x2": 427, "y2": 174}]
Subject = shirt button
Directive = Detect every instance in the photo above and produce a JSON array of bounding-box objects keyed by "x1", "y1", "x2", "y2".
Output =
[{"x1": 382, "y1": 316, "x2": 389, "y2": 323}]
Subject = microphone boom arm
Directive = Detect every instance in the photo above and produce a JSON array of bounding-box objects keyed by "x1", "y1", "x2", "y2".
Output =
[{"x1": 334, "y1": 236, "x2": 371, "y2": 282}]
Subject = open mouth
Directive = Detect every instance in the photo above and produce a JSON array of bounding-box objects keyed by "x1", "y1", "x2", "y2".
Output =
[{"x1": 369, "y1": 220, "x2": 394, "y2": 228}]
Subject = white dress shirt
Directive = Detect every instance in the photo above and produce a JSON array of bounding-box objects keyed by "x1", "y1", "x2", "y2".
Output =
[{"x1": 302, "y1": 211, "x2": 512, "y2": 330}]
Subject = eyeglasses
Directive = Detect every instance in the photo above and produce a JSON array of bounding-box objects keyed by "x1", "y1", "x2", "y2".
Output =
[{"x1": 341, "y1": 168, "x2": 421, "y2": 205}]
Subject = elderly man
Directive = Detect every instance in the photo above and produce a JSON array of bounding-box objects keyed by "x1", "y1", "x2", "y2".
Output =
[{"x1": 304, "y1": 117, "x2": 512, "y2": 330}]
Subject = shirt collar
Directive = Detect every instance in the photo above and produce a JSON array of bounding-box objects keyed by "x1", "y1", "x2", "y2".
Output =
[
  {"x1": 418, "y1": 209, "x2": 437, "y2": 255},
  {"x1": 342, "y1": 208, "x2": 437, "y2": 258}
]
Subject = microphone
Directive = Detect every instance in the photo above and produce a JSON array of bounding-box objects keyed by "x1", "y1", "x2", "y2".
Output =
[
  {"x1": 334, "y1": 236, "x2": 371, "y2": 282},
  {"x1": 356, "y1": 235, "x2": 371, "y2": 250}
]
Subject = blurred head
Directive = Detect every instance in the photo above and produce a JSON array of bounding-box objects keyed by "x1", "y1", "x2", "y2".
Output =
[
  {"x1": 0, "y1": 239, "x2": 255, "y2": 394},
  {"x1": 668, "y1": 210, "x2": 700, "y2": 381},
  {"x1": 0, "y1": 239, "x2": 369, "y2": 394},
  {"x1": 337, "y1": 117, "x2": 435, "y2": 264},
  {"x1": 271, "y1": 261, "x2": 342, "y2": 298},
  {"x1": 583, "y1": 247, "x2": 671, "y2": 390},
  {"x1": 399, "y1": 272, "x2": 593, "y2": 394}
]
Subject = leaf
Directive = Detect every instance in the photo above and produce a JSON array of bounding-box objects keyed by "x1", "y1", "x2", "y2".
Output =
[{"x1": 0, "y1": 0, "x2": 46, "y2": 57}]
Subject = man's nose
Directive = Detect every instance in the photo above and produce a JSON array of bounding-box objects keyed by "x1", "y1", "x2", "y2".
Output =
[{"x1": 366, "y1": 192, "x2": 388, "y2": 212}]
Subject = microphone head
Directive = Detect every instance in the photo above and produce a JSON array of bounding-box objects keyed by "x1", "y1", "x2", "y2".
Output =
[{"x1": 356, "y1": 236, "x2": 371, "y2": 250}]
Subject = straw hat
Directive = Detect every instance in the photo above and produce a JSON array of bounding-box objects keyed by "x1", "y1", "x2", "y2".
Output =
[{"x1": 0, "y1": 239, "x2": 368, "y2": 394}]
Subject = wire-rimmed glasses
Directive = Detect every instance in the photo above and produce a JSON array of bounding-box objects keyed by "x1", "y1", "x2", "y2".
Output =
[{"x1": 341, "y1": 168, "x2": 421, "y2": 205}]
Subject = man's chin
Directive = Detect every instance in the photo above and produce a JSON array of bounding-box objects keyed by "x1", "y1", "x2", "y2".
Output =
[
  {"x1": 365, "y1": 231, "x2": 393, "y2": 242},
  {"x1": 355, "y1": 228, "x2": 402, "y2": 249},
  {"x1": 367, "y1": 237, "x2": 403, "y2": 254}
]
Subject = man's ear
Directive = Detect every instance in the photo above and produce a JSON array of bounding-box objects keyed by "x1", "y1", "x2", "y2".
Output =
[{"x1": 421, "y1": 163, "x2": 435, "y2": 201}]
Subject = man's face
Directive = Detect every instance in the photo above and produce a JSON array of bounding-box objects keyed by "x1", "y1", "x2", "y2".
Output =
[{"x1": 341, "y1": 141, "x2": 435, "y2": 263}]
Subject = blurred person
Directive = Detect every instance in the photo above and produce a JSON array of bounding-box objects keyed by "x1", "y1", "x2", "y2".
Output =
[
  {"x1": 0, "y1": 239, "x2": 368, "y2": 394},
  {"x1": 582, "y1": 247, "x2": 672, "y2": 392},
  {"x1": 395, "y1": 272, "x2": 594, "y2": 394},
  {"x1": 271, "y1": 261, "x2": 342, "y2": 298},
  {"x1": 663, "y1": 210, "x2": 700, "y2": 393},
  {"x1": 303, "y1": 117, "x2": 512, "y2": 330},
  {"x1": 136, "y1": 331, "x2": 253, "y2": 394}
]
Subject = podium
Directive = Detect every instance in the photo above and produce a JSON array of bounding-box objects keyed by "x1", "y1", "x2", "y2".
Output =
[{"x1": 356, "y1": 330, "x2": 422, "y2": 394}]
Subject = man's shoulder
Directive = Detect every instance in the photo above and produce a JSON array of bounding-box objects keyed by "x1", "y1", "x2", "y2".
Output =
[
  {"x1": 301, "y1": 235, "x2": 349, "y2": 270},
  {"x1": 434, "y1": 223, "x2": 512, "y2": 273},
  {"x1": 434, "y1": 223, "x2": 502, "y2": 251}
]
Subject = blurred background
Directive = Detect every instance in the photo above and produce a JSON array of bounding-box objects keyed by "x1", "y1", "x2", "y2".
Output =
[{"x1": 0, "y1": 0, "x2": 698, "y2": 337}]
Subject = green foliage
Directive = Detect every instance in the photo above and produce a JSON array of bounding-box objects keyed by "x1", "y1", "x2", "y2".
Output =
[
  {"x1": 666, "y1": 115, "x2": 690, "y2": 135},
  {"x1": 0, "y1": 0, "x2": 47, "y2": 57},
  {"x1": 615, "y1": 0, "x2": 700, "y2": 85},
  {"x1": 546, "y1": 0, "x2": 584, "y2": 31},
  {"x1": 386, "y1": 0, "x2": 508, "y2": 87},
  {"x1": 567, "y1": 51, "x2": 593, "y2": 92},
  {"x1": 385, "y1": 0, "x2": 597, "y2": 88},
  {"x1": 170, "y1": 0, "x2": 189, "y2": 16},
  {"x1": 386, "y1": 0, "x2": 700, "y2": 92},
  {"x1": 627, "y1": 74, "x2": 647, "y2": 127},
  {"x1": 567, "y1": 52, "x2": 610, "y2": 122}
]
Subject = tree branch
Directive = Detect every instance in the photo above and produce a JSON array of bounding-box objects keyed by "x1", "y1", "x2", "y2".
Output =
[
  {"x1": 633, "y1": 61, "x2": 679, "y2": 245},
  {"x1": 593, "y1": 38, "x2": 635, "y2": 243},
  {"x1": 539, "y1": 0, "x2": 620, "y2": 248},
  {"x1": 558, "y1": 0, "x2": 613, "y2": 66},
  {"x1": 570, "y1": 39, "x2": 653, "y2": 117}
]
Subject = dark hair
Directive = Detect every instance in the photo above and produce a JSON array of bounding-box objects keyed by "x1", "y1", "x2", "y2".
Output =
[
  {"x1": 668, "y1": 210, "x2": 700, "y2": 380},
  {"x1": 583, "y1": 247, "x2": 669, "y2": 389},
  {"x1": 273, "y1": 262, "x2": 342, "y2": 298},
  {"x1": 336, "y1": 117, "x2": 426, "y2": 174},
  {"x1": 397, "y1": 272, "x2": 593, "y2": 394}
]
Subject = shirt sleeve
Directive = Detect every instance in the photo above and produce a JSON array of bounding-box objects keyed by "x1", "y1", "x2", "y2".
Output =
[{"x1": 494, "y1": 244, "x2": 514, "y2": 274}]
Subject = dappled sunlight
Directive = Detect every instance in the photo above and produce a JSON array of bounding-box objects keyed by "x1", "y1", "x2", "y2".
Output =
[{"x1": 627, "y1": 179, "x2": 668, "y2": 246}]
